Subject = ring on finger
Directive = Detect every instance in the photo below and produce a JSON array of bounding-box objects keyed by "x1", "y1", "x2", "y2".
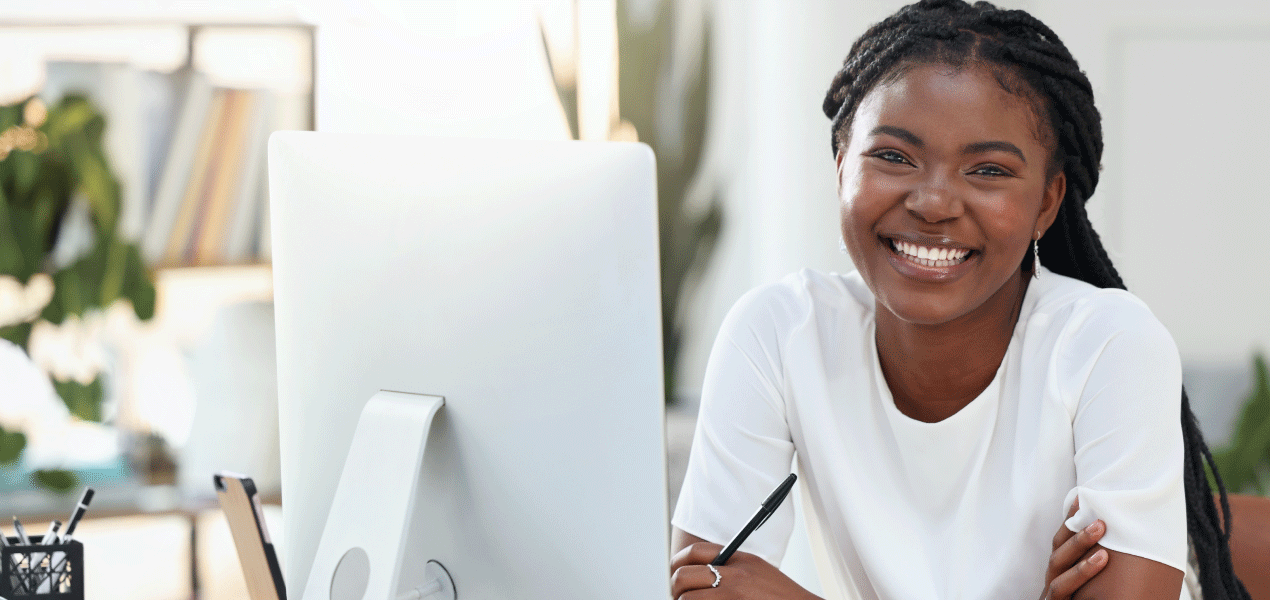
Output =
[{"x1": 708, "y1": 564, "x2": 722, "y2": 588}]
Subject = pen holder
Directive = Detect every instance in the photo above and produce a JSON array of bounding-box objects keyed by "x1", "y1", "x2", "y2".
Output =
[{"x1": 0, "y1": 536, "x2": 84, "y2": 600}]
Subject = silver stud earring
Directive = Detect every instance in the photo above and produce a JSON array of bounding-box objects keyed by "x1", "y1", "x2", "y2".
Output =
[{"x1": 1032, "y1": 231, "x2": 1040, "y2": 279}]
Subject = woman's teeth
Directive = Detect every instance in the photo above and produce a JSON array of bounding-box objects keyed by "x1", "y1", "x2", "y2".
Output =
[{"x1": 890, "y1": 239, "x2": 970, "y2": 267}]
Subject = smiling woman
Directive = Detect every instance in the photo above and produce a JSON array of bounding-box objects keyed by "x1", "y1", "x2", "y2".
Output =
[{"x1": 667, "y1": 1, "x2": 1252, "y2": 600}]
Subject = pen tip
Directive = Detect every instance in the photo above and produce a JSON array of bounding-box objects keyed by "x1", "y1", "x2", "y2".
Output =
[{"x1": 82, "y1": 488, "x2": 95, "y2": 504}]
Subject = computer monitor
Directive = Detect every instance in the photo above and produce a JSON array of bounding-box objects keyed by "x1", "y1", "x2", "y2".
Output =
[{"x1": 268, "y1": 133, "x2": 669, "y2": 599}]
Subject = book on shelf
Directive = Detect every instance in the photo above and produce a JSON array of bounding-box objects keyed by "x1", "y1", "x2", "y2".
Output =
[
  {"x1": 161, "y1": 86, "x2": 230, "y2": 265},
  {"x1": 143, "y1": 71, "x2": 214, "y2": 264},
  {"x1": 224, "y1": 92, "x2": 275, "y2": 264},
  {"x1": 187, "y1": 87, "x2": 254, "y2": 266},
  {"x1": 198, "y1": 89, "x2": 274, "y2": 265},
  {"x1": 141, "y1": 76, "x2": 307, "y2": 268}
]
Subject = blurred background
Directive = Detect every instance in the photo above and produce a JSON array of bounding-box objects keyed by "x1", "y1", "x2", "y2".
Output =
[{"x1": 0, "y1": 0, "x2": 1268, "y2": 598}]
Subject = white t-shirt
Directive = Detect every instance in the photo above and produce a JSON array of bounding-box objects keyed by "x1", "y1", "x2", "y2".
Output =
[{"x1": 672, "y1": 266, "x2": 1188, "y2": 600}]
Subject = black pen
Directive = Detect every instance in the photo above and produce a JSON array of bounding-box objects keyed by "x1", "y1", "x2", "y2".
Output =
[
  {"x1": 40, "y1": 521, "x2": 61, "y2": 545},
  {"x1": 711, "y1": 473, "x2": 798, "y2": 566},
  {"x1": 60, "y1": 488, "x2": 94, "y2": 541}
]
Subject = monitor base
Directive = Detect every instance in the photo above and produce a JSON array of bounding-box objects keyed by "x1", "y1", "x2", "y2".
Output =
[{"x1": 302, "y1": 391, "x2": 447, "y2": 600}]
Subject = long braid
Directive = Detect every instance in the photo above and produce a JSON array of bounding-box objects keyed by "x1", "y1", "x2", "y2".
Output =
[{"x1": 824, "y1": 2, "x2": 1250, "y2": 598}]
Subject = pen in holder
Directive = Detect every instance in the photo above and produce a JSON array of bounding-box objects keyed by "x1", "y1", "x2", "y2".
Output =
[{"x1": 0, "y1": 536, "x2": 83, "y2": 600}]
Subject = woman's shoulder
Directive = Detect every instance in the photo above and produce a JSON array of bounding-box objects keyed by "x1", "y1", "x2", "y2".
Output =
[
  {"x1": 1030, "y1": 268, "x2": 1176, "y2": 356},
  {"x1": 1023, "y1": 269, "x2": 1181, "y2": 418},
  {"x1": 726, "y1": 268, "x2": 872, "y2": 324}
]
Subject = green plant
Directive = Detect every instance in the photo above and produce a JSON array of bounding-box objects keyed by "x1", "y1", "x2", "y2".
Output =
[
  {"x1": 0, "y1": 94, "x2": 156, "y2": 492},
  {"x1": 619, "y1": 1, "x2": 722, "y2": 405},
  {"x1": 540, "y1": 1, "x2": 723, "y2": 403},
  {"x1": 1209, "y1": 353, "x2": 1270, "y2": 494}
]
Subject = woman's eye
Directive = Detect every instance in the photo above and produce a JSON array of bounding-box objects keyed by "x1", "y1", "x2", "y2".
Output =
[
  {"x1": 971, "y1": 164, "x2": 1012, "y2": 177},
  {"x1": 871, "y1": 150, "x2": 910, "y2": 165}
]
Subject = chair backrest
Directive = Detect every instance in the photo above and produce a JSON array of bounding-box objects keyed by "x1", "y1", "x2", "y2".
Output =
[{"x1": 1226, "y1": 494, "x2": 1270, "y2": 600}]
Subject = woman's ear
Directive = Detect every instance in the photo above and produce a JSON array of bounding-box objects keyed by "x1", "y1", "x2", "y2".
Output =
[
  {"x1": 1035, "y1": 170, "x2": 1066, "y2": 237},
  {"x1": 835, "y1": 149, "x2": 846, "y2": 194}
]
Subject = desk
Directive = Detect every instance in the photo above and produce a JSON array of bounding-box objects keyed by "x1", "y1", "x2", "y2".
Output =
[{"x1": 4, "y1": 484, "x2": 282, "y2": 600}]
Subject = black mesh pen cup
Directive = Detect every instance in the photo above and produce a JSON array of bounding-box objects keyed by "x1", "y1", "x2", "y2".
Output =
[{"x1": 0, "y1": 536, "x2": 83, "y2": 600}]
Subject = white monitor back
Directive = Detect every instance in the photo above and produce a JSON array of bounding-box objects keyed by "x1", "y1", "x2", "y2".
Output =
[{"x1": 269, "y1": 133, "x2": 668, "y2": 599}]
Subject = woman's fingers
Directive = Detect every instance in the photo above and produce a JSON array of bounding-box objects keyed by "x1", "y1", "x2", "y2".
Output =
[
  {"x1": 670, "y1": 564, "x2": 723, "y2": 598},
  {"x1": 1052, "y1": 498, "x2": 1081, "y2": 551},
  {"x1": 1041, "y1": 499, "x2": 1106, "y2": 599},
  {"x1": 1047, "y1": 519, "x2": 1105, "y2": 582},
  {"x1": 1045, "y1": 548, "x2": 1108, "y2": 600},
  {"x1": 669, "y1": 542, "x2": 725, "y2": 597},
  {"x1": 670, "y1": 542, "x2": 723, "y2": 572}
]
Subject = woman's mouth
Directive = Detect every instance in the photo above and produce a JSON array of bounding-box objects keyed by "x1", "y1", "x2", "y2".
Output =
[{"x1": 885, "y1": 237, "x2": 975, "y2": 268}]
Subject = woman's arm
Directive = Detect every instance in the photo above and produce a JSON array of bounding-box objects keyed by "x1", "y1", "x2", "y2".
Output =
[
  {"x1": 1057, "y1": 295, "x2": 1188, "y2": 598},
  {"x1": 1071, "y1": 550, "x2": 1183, "y2": 600},
  {"x1": 673, "y1": 515, "x2": 1117, "y2": 600},
  {"x1": 672, "y1": 526, "x2": 709, "y2": 554},
  {"x1": 670, "y1": 284, "x2": 802, "y2": 570}
]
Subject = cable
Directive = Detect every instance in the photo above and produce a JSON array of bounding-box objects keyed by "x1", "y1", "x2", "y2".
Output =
[{"x1": 395, "y1": 578, "x2": 444, "y2": 600}]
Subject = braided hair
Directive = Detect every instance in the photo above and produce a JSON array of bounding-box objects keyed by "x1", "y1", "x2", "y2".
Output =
[{"x1": 822, "y1": 1, "x2": 1249, "y2": 598}]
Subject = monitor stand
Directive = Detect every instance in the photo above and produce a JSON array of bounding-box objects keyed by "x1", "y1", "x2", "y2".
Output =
[{"x1": 302, "y1": 391, "x2": 456, "y2": 600}]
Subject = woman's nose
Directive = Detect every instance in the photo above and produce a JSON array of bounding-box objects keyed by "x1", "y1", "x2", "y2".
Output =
[{"x1": 905, "y1": 171, "x2": 964, "y2": 223}]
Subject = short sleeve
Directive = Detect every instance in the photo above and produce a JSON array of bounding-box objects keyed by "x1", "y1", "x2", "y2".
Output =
[
  {"x1": 1058, "y1": 293, "x2": 1187, "y2": 572},
  {"x1": 671, "y1": 283, "x2": 799, "y2": 566}
]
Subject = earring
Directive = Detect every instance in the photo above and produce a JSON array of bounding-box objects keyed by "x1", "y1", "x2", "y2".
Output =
[
  {"x1": 840, "y1": 236, "x2": 849, "y2": 254},
  {"x1": 1032, "y1": 231, "x2": 1040, "y2": 279}
]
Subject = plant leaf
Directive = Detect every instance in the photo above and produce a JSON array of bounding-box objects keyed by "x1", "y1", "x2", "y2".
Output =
[
  {"x1": 1213, "y1": 444, "x2": 1255, "y2": 494},
  {"x1": 121, "y1": 243, "x2": 156, "y2": 320},
  {"x1": 31, "y1": 469, "x2": 78, "y2": 494},
  {"x1": 2, "y1": 197, "x2": 55, "y2": 284},
  {"x1": 0, "y1": 321, "x2": 34, "y2": 350},
  {"x1": 41, "y1": 233, "x2": 117, "y2": 323},
  {"x1": 98, "y1": 235, "x2": 127, "y2": 307},
  {"x1": 41, "y1": 267, "x2": 84, "y2": 324},
  {"x1": 1233, "y1": 355, "x2": 1270, "y2": 443},
  {"x1": 37, "y1": 95, "x2": 122, "y2": 236},
  {"x1": 10, "y1": 149, "x2": 41, "y2": 198},
  {"x1": 65, "y1": 136, "x2": 120, "y2": 235},
  {"x1": 1209, "y1": 354, "x2": 1270, "y2": 493},
  {"x1": 41, "y1": 95, "x2": 97, "y2": 145},
  {"x1": 0, "y1": 186, "x2": 32, "y2": 279},
  {"x1": 1251, "y1": 356, "x2": 1270, "y2": 465},
  {"x1": 0, "y1": 101, "x2": 22, "y2": 131},
  {"x1": 0, "y1": 425, "x2": 26, "y2": 464},
  {"x1": 52, "y1": 376, "x2": 104, "y2": 423}
]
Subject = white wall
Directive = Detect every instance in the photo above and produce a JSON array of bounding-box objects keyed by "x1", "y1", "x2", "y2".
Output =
[{"x1": 302, "y1": 0, "x2": 570, "y2": 140}]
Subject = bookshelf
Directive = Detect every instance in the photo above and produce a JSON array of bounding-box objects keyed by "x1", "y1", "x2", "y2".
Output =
[{"x1": 0, "y1": 3, "x2": 315, "y2": 269}]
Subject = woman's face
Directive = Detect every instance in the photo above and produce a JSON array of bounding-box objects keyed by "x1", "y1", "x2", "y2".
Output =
[{"x1": 837, "y1": 62, "x2": 1065, "y2": 327}]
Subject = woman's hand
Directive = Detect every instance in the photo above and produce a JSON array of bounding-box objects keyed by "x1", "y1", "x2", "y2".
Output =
[
  {"x1": 1040, "y1": 499, "x2": 1108, "y2": 600},
  {"x1": 670, "y1": 542, "x2": 820, "y2": 600}
]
